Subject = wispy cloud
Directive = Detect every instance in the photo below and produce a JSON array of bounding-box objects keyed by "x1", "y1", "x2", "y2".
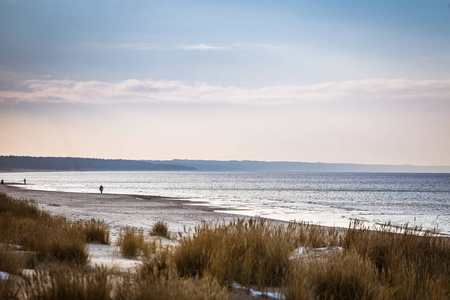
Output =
[
  {"x1": 175, "y1": 43, "x2": 293, "y2": 51},
  {"x1": 231, "y1": 43, "x2": 295, "y2": 50},
  {"x1": 176, "y1": 44, "x2": 228, "y2": 51},
  {"x1": 1, "y1": 78, "x2": 449, "y2": 105},
  {"x1": 119, "y1": 43, "x2": 157, "y2": 50},
  {"x1": 87, "y1": 42, "x2": 293, "y2": 51}
]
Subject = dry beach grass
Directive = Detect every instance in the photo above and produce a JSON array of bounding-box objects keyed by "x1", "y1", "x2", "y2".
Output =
[{"x1": 0, "y1": 187, "x2": 449, "y2": 299}]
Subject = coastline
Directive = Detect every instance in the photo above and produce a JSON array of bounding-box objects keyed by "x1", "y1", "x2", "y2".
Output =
[
  {"x1": 0, "y1": 183, "x2": 243, "y2": 242},
  {"x1": 2, "y1": 171, "x2": 449, "y2": 237},
  {"x1": 1, "y1": 183, "x2": 449, "y2": 299},
  {"x1": 2, "y1": 182, "x2": 446, "y2": 238}
]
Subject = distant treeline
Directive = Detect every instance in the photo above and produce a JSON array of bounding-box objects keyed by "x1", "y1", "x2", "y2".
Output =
[
  {"x1": 150, "y1": 159, "x2": 450, "y2": 173},
  {"x1": 1, "y1": 156, "x2": 449, "y2": 173},
  {"x1": 0, "y1": 156, "x2": 196, "y2": 171}
]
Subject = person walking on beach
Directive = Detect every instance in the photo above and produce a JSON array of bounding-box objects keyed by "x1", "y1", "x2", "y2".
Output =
[
  {"x1": 99, "y1": 185, "x2": 104, "y2": 194},
  {"x1": 24, "y1": 178, "x2": 26, "y2": 185}
]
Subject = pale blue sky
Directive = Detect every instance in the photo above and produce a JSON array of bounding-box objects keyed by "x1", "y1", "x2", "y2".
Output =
[{"x1": 1, "y1": 0, "x2": 450, "y2": 165}]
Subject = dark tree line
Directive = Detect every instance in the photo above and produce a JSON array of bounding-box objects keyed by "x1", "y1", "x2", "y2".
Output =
[{"x1": 0, "y1": 156, "x2": 196, "y2": 171}]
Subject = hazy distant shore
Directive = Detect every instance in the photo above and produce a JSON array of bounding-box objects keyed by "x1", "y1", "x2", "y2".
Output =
[{"x1": 2, "y1": 155, "x2": 450, "y2": 173}]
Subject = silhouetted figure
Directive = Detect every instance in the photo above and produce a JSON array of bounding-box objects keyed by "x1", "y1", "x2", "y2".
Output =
[
  {"x1": 24, "y1": 178, "x2": 26, "y2": 185},
  {"x1": 1, "y1": 180, "x2": 3, "y2": 185},
  {"x1": 99, "y1": 185, "x2": 104, "y2": 194}
]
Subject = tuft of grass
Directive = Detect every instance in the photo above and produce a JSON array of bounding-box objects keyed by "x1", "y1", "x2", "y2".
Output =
[
  {"x1": 0, "y1": 193, "x2": 41, "y2": 219},
  {"x1": 116, "y1": 270, "x2": 231, "y2": 300},
  {"x1": 23, "y1": 264, "x2": 113, "y2": 300},
  {"x1": 207, "y1": 218, "x2": 292, "y2": 287},
  {"x1": 74, "y1": 218, "x2": 110, "y2": 245},
  {"x1": 0, "y1": 193, "x2": 89, "y2": 266},
  {"x1": 150, "y1": 221, "x2": 170, "y2": 239},
  {"x1": 174, "y1": 218, "x2": 340, "y2": 288},
  {"x1": 0, "y1": 247, "x2": 22, "y2": 300},
  {"x1": 342, "y1": 220, "x2": 450, "y2": 299},
  {"x1": 139, "y1": 242, "x2": 173, "y2": 278},
  {"x1": 290, "y1": 221, "x2": 342, "y2": 248},
  {"x1": 173, "y1": 218, "x2": 449, "y2": 299},
  {"x1": 116, "y1": 226, "x2": 145, "y2": 258},
  {"x1": 0, "y1": 278, "x2": 20, "y2": 300},
  {"x1": 173, "y1": 220, "x2": 218, "y2": 279},
  {"x1": 307, "y1": 250, "x2": 383, "y2": 300},
  {"x1": 282, "y1": 261, "x2": 307, "y2": 300},
  {"x1": 48, "y1": 228, "x2": 90, "y2": 266},
  {"x1": 0, "y1": 247, "x2": 23, "y2": 275}
]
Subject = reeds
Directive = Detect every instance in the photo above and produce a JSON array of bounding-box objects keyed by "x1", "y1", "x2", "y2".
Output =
[
  {"x1": 2, "y1": 192, "x2": 449, "y2": 299},
  {"x1": 341, "y1": 220, "x2": 450, "y2": 299},
  {"x1": 150, "y1": 221, "x2": 170, "y2": 239},
  {"x1": 23, "y1": 265, "x2": 113, "y2": 300},
  {"x1": 306, "y1": 250, "x2": 383, "y2": 300},
  {"x1": 116, "y1": 226, "x2": 145, "y2": 258},
  {"x1": 139, "y1": 242, "x2": 172, "y2": 276},
  {"x1": 116, "y1": 222, "x2": 172, "y2": 259},
  {"x1": 74, "y1": 218, "x2": 110, "y2": 245},
  {"x1": 116, "y1": 267, "x2": 231, "y2": 300},
  {"x1": 0, "y1": 247, "x2": 23, "y2": 275},
  {"x1": 0, "y1": 247, "x2": 22, "y2": 299},
  {"x1": 0, "y1": 277, "x2": 20, "y2": 300},
  {"x1": 174, "y1": 218, "x2": 341, "y2": 288},
  {"x1": 0, "y1": 193, "x2": 89, "y2": 266}
]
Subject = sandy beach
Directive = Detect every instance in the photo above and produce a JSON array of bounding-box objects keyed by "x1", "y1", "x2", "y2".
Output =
[
  {"x1": 0, "y1": 183, "x2": 244, "y2": 271},
  {"x1": 1, "y1": 182, "x2": 449, "y2": 299},
  {"x1": 0, "y1": 183, "x2": 239, "y2": 241}
]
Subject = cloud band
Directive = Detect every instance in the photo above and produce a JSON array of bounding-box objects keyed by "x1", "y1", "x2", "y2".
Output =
[{"x1": 1, "y1": 78, "x2": 449, "y2": 105}]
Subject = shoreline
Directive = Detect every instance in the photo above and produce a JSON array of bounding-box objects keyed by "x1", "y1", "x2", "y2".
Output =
[
  {"x1": 3, "y1": 183, "x2": 447, "y2": 239},
  {"x1": 1, "y1": 183, "x2": 449, "y2": 283},
  {"x1": 0, "y1": 183, "x2": 245, "y2": 242},
  {"x1": 2, "y1": 172, "x2": 449, "y2": 238},
  {"x1": 0, "y1": 183, "x2": 353, "y2": 242}
]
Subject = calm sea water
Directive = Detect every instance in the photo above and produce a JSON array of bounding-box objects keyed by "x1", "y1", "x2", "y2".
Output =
[{"x1": 1, "y1": 171, "x2": 449, "y2": 235}]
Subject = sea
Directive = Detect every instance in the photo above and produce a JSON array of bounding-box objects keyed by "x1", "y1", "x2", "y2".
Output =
[{"x1": 1, "y1": 171, "x2": 449, "y2": 236}]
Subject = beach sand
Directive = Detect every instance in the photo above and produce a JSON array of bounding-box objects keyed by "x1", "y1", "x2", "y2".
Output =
[
  {"x1": 0, "y1": 183, "x2": 242, "y2": 270},
  {"x1": 1, "y1": 184, "x2": 289, "y2": 299},
  {"x1": 0, "y1": 183, "x2": 239, "y2": 239}
]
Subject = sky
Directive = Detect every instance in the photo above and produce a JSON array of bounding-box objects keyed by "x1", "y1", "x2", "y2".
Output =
[{"x1": 1, "y1": 0, "x2": 450, "y2": 166}]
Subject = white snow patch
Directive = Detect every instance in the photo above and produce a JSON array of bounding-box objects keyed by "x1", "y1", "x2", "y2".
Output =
[
  {"x1": 290, "y1": 246, "x2": 343, "y2": 260},
  {"x1": 0, "y1": 243, "x2": 22, "y2": 250},
  {"x1": 233, "y1": 283, "x2": 286, "y2": 299},
  {"x1": 0, "y1": 272, "x2": 10, "y2": 280},
  {"x1": 87, "y1": 243, "x2": 141, "y2": 270}
]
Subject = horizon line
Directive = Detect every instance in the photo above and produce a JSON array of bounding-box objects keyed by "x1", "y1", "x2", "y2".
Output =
[{"x1": 1, "y1": 155, "x2": 450, "y2": 169}]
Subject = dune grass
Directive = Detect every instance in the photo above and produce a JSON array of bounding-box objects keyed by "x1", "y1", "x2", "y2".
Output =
[
  {"x1": 1, "y1": 192, "x2": 449, "y2": 299},
  {"x1": 23, "y1": 264, "x2": 113, "y2": 300},
  {"x1": 22, "y1": 261, "x2": 230, "y2": 300},
  {"x1": 116, "y1": 226, "x2": 145, "y2": 258},
  {"x1": 306, "y1": 249, "x2": 384, "y2": 300},
  {"x1": 173, "y1": 218, "x2": 449, "y2": 299},
  {"x1": 174, "y1": 218, "x2": 341, "y2": 288},
  {"x1": 0, "y1": 247, "x2": 23, "y2": 275},
  {"x1": 0, "y1": 278, "x2": 20, "y2": 300},
  {"x1": 0, "y1": 247, "x2": 23, "y2": 300},
  {"x1": 139, "y1": 241, "x2": 172, "y2": 277},
  {"x1": 150, "y1": 221, "x2": 170, "y2": 239},
  {"x1": 115, "y1": 272, "x2": 231, "y2": 300},
  {"x1": 74, "y1": 218, "x2": 110, "y2": 245},
  {"x1": 0, "y1": 193, "x2": 90, "y2": 266},
  {"x1": 116, "y1": 222, "x2": 170, "y2": 259},
  {"x1": 341, "y1": 220, "x2": 450, "y2": 299}
]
